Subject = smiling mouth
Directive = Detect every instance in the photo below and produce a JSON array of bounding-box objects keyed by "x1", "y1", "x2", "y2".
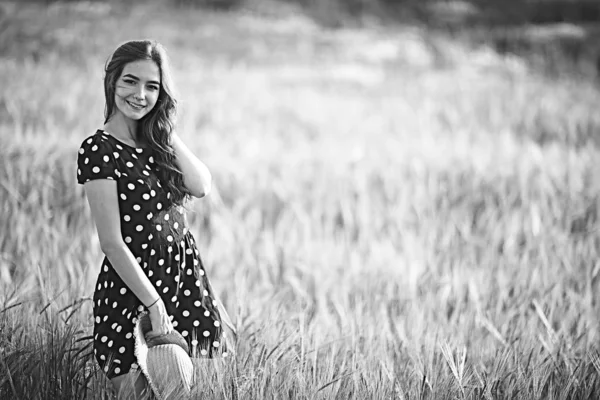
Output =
[{"x1": 126, "y1": 100, "x2": 145, "y2": 110}]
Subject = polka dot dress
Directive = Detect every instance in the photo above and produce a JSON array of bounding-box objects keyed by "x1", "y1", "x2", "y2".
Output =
[{"x1": 77, "y1": 130, "x2": 227, "y2": 379}]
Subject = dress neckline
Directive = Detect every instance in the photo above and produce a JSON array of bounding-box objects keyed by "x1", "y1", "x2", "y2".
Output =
[{"x1": 99, "y1": 129, "x2": 147, "y2": 151}]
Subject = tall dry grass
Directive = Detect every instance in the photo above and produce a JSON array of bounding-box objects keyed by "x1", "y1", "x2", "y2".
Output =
[{"x1": 1, "y1": 0, "x2": 600, "y2": 398}]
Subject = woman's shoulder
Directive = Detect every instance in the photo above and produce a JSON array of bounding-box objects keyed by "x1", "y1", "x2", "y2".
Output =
[
  {"x1": 77, "y1": 130, "x2": 122, "y2": 184},
  {"x1": 78, "y1": 129, "x2": 114, "y2": 153},
  {"x1": 77, "y1": 130, "x2": 119, "y2": 169}
]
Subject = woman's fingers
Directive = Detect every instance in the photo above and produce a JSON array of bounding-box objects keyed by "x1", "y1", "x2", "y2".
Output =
[
  {"x1": 162, "y1": 314, "x2": 173, "y2": 334},
  {"x1": 147, "y1": 298, "x2": 175, "y2": 333},
  {"x1": 148, "y1": 322, "x2": 173, "y2": 337},
  {"x1": 148, "y1": 309, "x2": 174, "y2": 335}
]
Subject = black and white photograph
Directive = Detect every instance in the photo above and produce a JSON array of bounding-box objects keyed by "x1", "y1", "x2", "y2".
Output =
[{"x1": 1, "y1": 0, "x2": 600, "y2": 398}]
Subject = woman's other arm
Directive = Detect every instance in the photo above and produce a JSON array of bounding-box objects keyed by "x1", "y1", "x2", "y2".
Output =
[{"x1": 171, "y1": 133, "x2": 212, "y2": 198}]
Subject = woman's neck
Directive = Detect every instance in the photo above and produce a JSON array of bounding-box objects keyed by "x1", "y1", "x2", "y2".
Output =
[{"x1": 104, "y1": 113, "x2": 140, "y2": 146}]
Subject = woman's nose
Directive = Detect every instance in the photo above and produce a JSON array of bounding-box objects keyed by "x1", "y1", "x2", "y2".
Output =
[{"x1": 134, "y1": 87, "x2": 145, "y2": 100}]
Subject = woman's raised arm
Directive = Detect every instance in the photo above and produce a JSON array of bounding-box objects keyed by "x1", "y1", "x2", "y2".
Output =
[{"x1": 171, "y1": 133, "x2": 212, "y2": 198}]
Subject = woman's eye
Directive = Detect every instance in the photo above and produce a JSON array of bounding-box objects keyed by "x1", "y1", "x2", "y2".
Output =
[
  {"x1": 124, "y1": 79, "x2": 135, "y2": 84},
  {"x1": 148, "y1": 85, "x2": 159, "y2": 91}
]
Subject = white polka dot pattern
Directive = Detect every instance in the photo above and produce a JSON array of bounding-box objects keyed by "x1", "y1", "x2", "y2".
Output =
[{"x1": 79, "y1": 130, "x2": 228, "y2": 379}]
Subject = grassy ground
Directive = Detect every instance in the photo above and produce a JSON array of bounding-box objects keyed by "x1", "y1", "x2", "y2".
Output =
[{"x1": 1, "y1": 0, "x2": 600, "y2": 398}]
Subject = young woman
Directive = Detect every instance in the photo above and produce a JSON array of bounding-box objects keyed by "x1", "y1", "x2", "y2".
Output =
[{"x1": 76, "y1": 40, "x2": 228, "y2": 397}]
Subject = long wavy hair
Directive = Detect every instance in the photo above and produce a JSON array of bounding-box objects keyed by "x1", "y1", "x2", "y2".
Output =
[{"x1": 103, "y1": 40, "x2": 190, "y2": 205}]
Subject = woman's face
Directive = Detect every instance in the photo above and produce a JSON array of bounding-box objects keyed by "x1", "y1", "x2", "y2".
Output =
[{"x1": 113, "y1": 60, "x2": 161, "y2": 121}]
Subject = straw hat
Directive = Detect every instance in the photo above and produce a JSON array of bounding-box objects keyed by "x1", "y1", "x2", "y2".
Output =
[{"x1": 133, "y1": 311, "x2": 194, "y2": 400}]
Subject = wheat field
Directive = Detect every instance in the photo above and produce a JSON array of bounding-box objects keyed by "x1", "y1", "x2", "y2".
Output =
[{"x1": 1, "y1": 0, "x2": 600, "y2": 399}]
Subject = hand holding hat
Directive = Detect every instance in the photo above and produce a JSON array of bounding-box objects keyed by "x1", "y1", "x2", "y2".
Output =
[
  {"x1": 147, "y1": 297, "x2": 174, "y2": 336},
  {"x1": 134, "y1": 312, "x2": 193, "y2": 400}
]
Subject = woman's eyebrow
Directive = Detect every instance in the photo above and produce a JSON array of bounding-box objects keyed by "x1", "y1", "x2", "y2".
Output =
[{"x1": 122, "y1": 73, "x2": 160, "y2": 86}]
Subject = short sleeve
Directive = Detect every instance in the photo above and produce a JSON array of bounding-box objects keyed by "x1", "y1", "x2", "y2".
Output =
[{"x1": 76, "y1": 134, "x2": 119, "y2": 185}]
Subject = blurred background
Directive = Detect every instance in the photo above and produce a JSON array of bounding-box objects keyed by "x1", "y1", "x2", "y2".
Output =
[{"x1": 1, "y1": 0, "x2": 600, "y2": 398}]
